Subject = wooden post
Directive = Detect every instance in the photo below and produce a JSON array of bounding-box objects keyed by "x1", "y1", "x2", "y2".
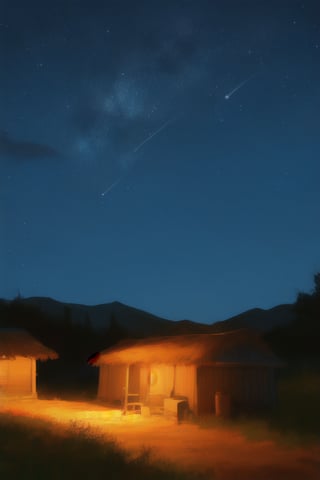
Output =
[
  {"x1": 172, "y1": 364, "x2": 176, "y2": 397},
  {"x1": 123, "y1": 364, "x2": 129, "y2": 414},
  {"x1": 31, "y1": 358, "x2": 37, "y2": 398}
]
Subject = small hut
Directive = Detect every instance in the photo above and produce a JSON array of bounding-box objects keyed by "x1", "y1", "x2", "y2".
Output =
[
  {"x1": 0, "y1": 329, "x2": 58, "y2": 398},
  {"x1": 89, "y1": 329, "x2": 283, "y2": 416}
]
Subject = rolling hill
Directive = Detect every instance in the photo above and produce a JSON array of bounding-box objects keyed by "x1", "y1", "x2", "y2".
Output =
[{"x1": 19, "y1": 296, "x2": 296, "y2": 336}]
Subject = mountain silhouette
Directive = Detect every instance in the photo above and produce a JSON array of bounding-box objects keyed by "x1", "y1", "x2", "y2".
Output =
[
  {"x1": 209, "y1": 304, "x2": 296, "y2": 333},
  {"x1": 20, "y1": 297, "x2": 296, "y2": 336}
]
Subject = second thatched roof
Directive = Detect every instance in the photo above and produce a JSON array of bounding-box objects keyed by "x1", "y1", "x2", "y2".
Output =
[{"x1": 0, "y1": 329, "x2": 58, "y2": 360}]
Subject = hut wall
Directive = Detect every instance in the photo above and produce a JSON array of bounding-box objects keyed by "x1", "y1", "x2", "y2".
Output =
[
  {"x1": 148, "y1": 364, "x2": 175, "y2": 397},
  {"x1": 197, "y1": 365, "x2": 276, "y2": 415},
  {"x1": 141, "y1": 364, "x2": 174, "y2": 408},
  {"x1": 0, "y1": 359, "x2": 8, "y2": 395},
  {"x1": 0, "y1": 356, "x2": 36, "y2": 397},
  {"x1": 139, "y1": 366, "x2": 150, "y2": 403},
  {"x1": 128, "y1": 364, "x2": 140, "y2": 394},
  {"x1": 136, "y1": 364, "x2": 198, "y2": 412},
  {"x1": 97, "y1": 364, "x2": 127, "y2": 404},
  {"x1": 174, "y1": 365, "x2": 197, "y2": 413}
]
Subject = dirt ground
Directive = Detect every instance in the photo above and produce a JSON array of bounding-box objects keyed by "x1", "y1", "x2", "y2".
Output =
[{"x1": 1, "y1": 398, "x2": 319, "y2": 480}]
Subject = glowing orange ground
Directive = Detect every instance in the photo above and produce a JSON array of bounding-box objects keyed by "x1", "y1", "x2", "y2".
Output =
[{"x1": 1, "y1": 398, "x2": 319, "y2": 480}]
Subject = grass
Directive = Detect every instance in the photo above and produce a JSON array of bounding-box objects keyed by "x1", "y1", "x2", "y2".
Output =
[
  {"x1": 196, "y1": 371, "x2": 320, "y2": 447},
  {"x1": 196, "y1": 413, "x2": 319, "y2": 448},
  {"x1": 270, "y1": 370, "x2": 320, "y2": 437},
  {"x1": 0, "y1": 413, "x2": 205, "y2": 480}
]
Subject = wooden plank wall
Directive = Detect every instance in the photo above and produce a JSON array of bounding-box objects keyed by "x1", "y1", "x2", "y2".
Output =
[
  {"x1": 97, "y1": 364, "x2": 127, "y2": 404},
  {"x1": 197, "y1": 365, "x2": 276, "y2": 414},
  {"x1": 174, "y1": 365, "x2": 197, "y2": 412}
]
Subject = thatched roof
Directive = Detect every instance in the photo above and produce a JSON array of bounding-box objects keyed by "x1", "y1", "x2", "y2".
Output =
[
  {"x1": 0, "y1": 329, "x2": 58, "y2": 360},
  {"x1": 89, "y1": 329, "x2": 282, "y2": 367}
]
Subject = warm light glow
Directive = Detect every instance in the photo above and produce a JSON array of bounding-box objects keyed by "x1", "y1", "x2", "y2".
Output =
[
  {"x1": 0, "y1": 399, "x2": 166, "y2": 427},
  {"x1": 0, "y1": 398, "x2": 318, "y2": 479},
  {"x1": 150, "y1": 369, "x2": 158, "y2": 386}
]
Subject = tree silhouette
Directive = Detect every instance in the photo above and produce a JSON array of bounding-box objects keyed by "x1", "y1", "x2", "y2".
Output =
[
  {"x1": 102, "y1": 312, "x2": 128, "y2": 347},
  {"x1": 295, "y1": 272, "x2": 320, "y2": 325},
  {"x1": 63, "y1": 306, "x2": 73, "y2": 327},
  {"x1": 265, "y1": 272, "x2": 320, "y2": 363},
  {"x1": 313, "y1": 273, "x2": 320, "y2": 297}
]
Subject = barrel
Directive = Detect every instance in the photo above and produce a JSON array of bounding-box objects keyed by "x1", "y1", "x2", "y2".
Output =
[{"x1": 215, "y1": 392, "x2": 231, "y2": 417}]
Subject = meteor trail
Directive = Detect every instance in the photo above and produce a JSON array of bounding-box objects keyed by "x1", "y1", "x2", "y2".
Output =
[
  {"x1": 100, "y1": 177, "x2": 121, "y2": 197},
  {"x1": 224, "y1": 74, "x2": 256, "y2": 100},
  {"x1": 101, "y1": 117, "x2": 175, "y2": 197},
  {"x1": 133, "y1": 118, "x2": 174, "y2": 153}
]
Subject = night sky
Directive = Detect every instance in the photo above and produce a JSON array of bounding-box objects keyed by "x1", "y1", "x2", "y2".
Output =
[{"x1": 1, "y1": 1, "x2": 320, "y2": 324}]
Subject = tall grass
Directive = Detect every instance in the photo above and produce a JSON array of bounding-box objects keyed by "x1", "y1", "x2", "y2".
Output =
[
  {"x1": 271, "y1": 370, "x2": 320, "y2": 437},
  {"x1": 196, "y1": 371, "x2": 320, "y2": 446},
  {"x1": 0, "y1": 413, "x2": 205, "y2": 480}
]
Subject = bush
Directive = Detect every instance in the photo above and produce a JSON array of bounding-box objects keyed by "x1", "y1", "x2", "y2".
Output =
[{"x1": 0, "y1": 413, "x2": 203, "y2": 480}]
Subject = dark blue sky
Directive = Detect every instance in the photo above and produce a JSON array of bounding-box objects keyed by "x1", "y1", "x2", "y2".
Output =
[{"x1": 1, "y1": 1, "x2": 320, "y2": 324}]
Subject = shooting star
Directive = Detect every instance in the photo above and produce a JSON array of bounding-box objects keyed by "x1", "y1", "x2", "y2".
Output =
[
  {"x1": 133, "y1": 118, "x2": 174, "y2": 153},
  {"x1": 224, "y1": 74, "x2": 256, "y2": 100},
  {"x1": 100, "y1": 177, "x2": 121, "y2": 197}
]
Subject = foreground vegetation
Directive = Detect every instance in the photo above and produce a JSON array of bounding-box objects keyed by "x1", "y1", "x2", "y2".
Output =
[
  {"x1": 270, "y1": 370, "x2": 320, "y2": 437},
  {"x1": 197, "y1": 370, "x2": 320, "y2": 446},
  {"x1": 0, "y1": 413, "x2": 204, "y2": 480}
]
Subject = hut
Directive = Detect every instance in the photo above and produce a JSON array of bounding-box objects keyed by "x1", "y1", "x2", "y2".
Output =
[
  {"x1": 0, "y1": 329, "x2": 58, "y2": 398},
  {"x1": 88, "y1": 329, "x2": 283, "y2": 417}
]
